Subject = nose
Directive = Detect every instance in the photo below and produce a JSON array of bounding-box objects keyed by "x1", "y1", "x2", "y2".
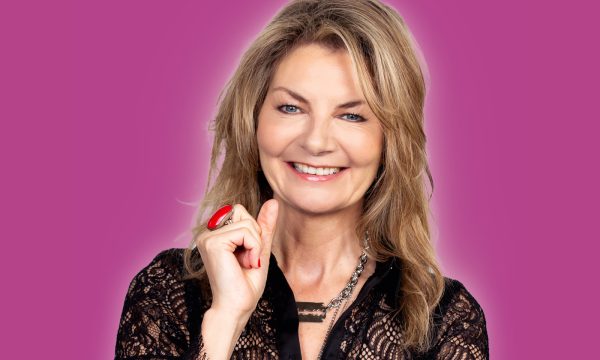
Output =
[{"x1": 299, "y1": 114, "x2": 336, "y2": 156}]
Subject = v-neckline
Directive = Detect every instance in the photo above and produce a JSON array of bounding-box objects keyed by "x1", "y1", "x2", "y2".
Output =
[{"x1": 266, "y1": 252, "x2": 397, "y2": 359}]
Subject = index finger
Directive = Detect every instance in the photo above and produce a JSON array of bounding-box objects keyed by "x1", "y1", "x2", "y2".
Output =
[{"x1": 231, "y1": 204, "x2": 262, "y2": 235}]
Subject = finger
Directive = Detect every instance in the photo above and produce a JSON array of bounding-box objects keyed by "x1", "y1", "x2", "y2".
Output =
[
  {"x1": 231, "y1": 204, "x2": 262, "y2": 236},
  {"x1": 256, "y1": 199, "x2": 279, "y2": 258},
  {"x1": 233, "y1": 246, "x2": 253, "y2": 270},
  {"x1": 209, "y1": 227, "x2": 262, "y2": 269},
  {"x1": 213, "y1": 219, "x2": 263, "y2": 250},
  {"x1": 197, "y1": 218, "x2": 263, "y2": 269}
]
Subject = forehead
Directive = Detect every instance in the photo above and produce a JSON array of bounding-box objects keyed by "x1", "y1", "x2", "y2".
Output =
[{"x1": 269, "y1": 43, "x2": 364, "y2": 100}]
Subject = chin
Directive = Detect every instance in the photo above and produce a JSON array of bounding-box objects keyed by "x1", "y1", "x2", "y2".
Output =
[{"x1": 286, "y1": 196, "x2": 345, "y2": 215}]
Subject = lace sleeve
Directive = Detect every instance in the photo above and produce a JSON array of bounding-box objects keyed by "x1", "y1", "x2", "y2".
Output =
[
  {"x1": 114, "y1": 249, "x2": 209, "y2": 360},
  {"x1": 430, "y1": 279, "x2": 489, "y2": 360}
]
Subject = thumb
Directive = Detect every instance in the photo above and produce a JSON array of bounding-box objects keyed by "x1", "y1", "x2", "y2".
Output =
[{"x1": 257, "y1": 199, "x2": 279, "y2": 251}]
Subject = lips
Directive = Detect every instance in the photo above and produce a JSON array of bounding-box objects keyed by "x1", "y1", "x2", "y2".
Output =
[
  {"x1": 295, "y1": 163, "x2": 340, "y2": 177},
  {"x1": 287, "y1": 162, "x2": 347, "y2": 181},
  {"x1": 286, "y1": 161, "x2": 348, "y2": 170}
]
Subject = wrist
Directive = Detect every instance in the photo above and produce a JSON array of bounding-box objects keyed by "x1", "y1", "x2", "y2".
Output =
[
  {"x1": 200, "y1": 308, "x2": 250, "y2": 360},
  {"x1": 204, "y1": 306, "x2": 251, "y2": 334}
]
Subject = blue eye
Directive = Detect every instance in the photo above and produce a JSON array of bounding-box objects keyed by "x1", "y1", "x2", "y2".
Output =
[
  {"x1": 277, "y1": 104, "x2": 366, "y2": 122},
  {"x1": 278, "y1": 104, "x2": 301, "y2": 113},
  {"x1": 340, "y1": 113, "x2": 366, "y2": 122}
]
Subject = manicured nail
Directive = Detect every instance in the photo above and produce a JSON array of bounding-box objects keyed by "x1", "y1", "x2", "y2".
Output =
[{"x1": 258, "y1": 258, "x2": 261, "y2": 268}]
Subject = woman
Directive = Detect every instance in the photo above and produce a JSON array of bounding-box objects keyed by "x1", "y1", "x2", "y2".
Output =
[{"x1": 115, "y1": 0, "x2": 488, "y2": 359}]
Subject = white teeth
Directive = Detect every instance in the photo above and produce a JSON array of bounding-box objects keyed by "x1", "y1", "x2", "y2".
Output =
[{"x1": 293, "y1": 162, "x2": 340, "y2": 175}]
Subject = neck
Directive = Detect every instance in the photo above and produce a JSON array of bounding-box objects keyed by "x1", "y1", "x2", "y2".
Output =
[{"x1": 270, "y1": 195, "x2": 365, "y2": 285}]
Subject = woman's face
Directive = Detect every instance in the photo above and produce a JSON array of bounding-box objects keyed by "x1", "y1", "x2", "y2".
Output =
[{"x1": 257, "y1": 43, "x2": 383, "y2": 215}]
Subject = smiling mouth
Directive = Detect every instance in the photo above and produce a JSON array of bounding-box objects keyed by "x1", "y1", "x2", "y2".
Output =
[{"x1": 286, "y1": 162, "x2": 349, "y2": 176}]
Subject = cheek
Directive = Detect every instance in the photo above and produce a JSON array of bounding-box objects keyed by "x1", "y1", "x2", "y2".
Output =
[
  {"x1": 257, "y1": 115, "x2": 289, "y2": 158},
  {"x1": 341, "y1": 129, "x2": 383, "y2": 166}
]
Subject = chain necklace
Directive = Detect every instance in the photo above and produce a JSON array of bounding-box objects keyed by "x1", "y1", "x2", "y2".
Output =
[
  {"x1": 296, "y1": 248, "x2": 368, "y2": 322},
  {"x1": 296, "y1": 233, "x2": 370, "y2": 359},
  {"x1": 316, "y1": 277, "x2": 356, "y2": 360}
]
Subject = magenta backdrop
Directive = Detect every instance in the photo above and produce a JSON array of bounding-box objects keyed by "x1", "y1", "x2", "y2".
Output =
[{"x1": 3, "y1": 0, "x2": 599, "y2": 359}]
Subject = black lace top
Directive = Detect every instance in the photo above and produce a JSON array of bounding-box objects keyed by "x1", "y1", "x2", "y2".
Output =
[{"x1": 115, "y1": 248, "x2": 488, "y2": 359}]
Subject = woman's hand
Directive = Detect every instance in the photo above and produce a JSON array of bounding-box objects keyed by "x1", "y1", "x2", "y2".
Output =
[{"x1": 195, "y1": 199, "x2": 279, "y2": 320}]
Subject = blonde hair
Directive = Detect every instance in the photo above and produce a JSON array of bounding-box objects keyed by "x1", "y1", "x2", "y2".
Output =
[{"x1": 184, "y1": 0, "x2": 444, "y2": 351}]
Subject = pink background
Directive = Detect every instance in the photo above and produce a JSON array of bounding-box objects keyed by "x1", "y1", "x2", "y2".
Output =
[{"x1": 2, "y1": 0, "x2": 598, "y2": 359}]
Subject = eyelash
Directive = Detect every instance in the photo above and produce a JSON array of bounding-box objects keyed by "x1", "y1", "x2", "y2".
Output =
[{"x1": 277, "y1": 104, "x2": 367, "y2": 122}]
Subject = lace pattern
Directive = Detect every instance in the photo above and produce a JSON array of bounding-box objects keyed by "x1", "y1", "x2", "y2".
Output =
[
  {"x1": 232, "y1": 298, "x2": 279, "y2": 358},
  {"x1": 115, "y1": 249, "x2": 488, "y2": 359},
  {"x1": 426, "y1": 279, "x2": 488, "y2": 359},
  {"x1": 339, "y1": 294, "x2": 410, "y2": 359},
  {"x1": 115, "y1": 249, "x2": 210, "y2": 359}
]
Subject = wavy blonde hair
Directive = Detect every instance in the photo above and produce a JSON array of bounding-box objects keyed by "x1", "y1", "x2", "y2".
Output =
[{"x1": 183, "y1": 0, "x2": 444, "y2": 351}]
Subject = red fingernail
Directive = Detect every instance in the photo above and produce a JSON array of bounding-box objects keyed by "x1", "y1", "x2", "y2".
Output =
[{"x1": 258, "y1": 258, "x2": 261, "y2": 268}]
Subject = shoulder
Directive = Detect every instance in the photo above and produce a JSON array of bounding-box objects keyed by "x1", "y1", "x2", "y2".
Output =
[
  {"x1": 437, "y1": 277, "x2": 485, "y2": 317},
  {"x1": 124, "y1": 248, "x2": 188, "y2": 299},
  {"x1": 116, "y1": 248, "x2": 204, "y2": 357},
  {"x1": 129, "y1": 248, "x2": 186, "y2": 281},
  {"x1": 428, "y1": 277, "x2": 489, "y2": 359}
]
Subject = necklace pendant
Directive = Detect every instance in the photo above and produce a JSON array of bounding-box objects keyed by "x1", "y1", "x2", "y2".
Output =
[
  {"x1": 298, "y1": 313, "x2": 326, "y2": 322},
  {"x1": 295, "y1": 245, "x2": 368, "y2": 326},
  {"x1": 297, "y1": 302, "x2": 326, "y2": 322}
]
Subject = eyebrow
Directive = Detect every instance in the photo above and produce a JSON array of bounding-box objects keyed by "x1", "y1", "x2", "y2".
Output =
[{"x1": 271, "y1": 86, "x2": 365, "y2": 109}]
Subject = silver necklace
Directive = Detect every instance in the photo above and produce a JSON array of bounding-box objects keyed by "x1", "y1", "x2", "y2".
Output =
[
  {"x1": 316, "y1": 276, "x2": 357, "y2": 360},
  {"x1": 297, "y1": 244, "x2": 369, "y2": 322}
]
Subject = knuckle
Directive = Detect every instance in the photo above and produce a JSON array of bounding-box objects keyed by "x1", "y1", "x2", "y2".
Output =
[
  {"x1": 241, "y1": 226, "x2": 253, "y2": 237},
  {"x1": 194, "y1": 233, "x2": 208, "y2": 248},
  {"x1": 203, "y1": 237, "x2": 218, "y2": 252},
  {"x1": 241, "y1": 219, "x2": 257, "y2": 229},
  {"x1": 242, "y1": 227, "x2": 259, "y2": 243},
  {"x1": 238, "y1": 218, "x2": 250, "y2": 226},
  {"x1": 233, "y1": 203, "x2": 248, "y2": 214}
]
